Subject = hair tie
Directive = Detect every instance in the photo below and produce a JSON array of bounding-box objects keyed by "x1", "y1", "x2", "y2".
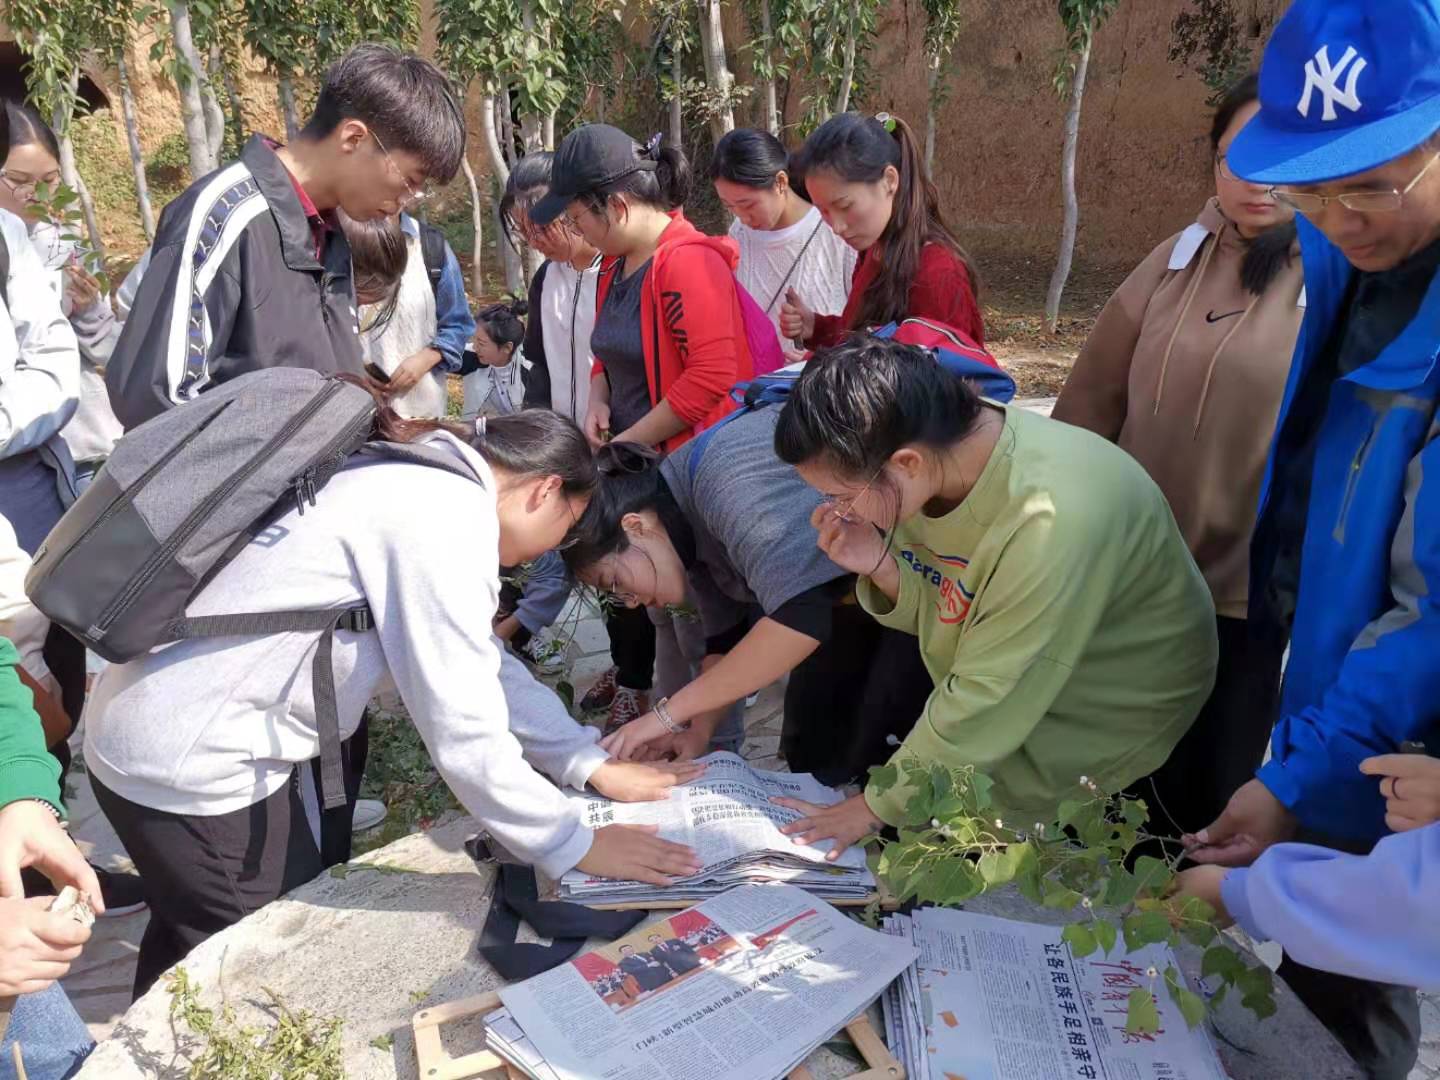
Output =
[
  {"x1": 875, "y1": 112, "x2": 897, "y2": 134},
  {"x1": 643, "y1": 132, "x2": 664, "y2": 160},
  {"x1": 474, "y1": 415, "x2": 487, "y2": 438}
]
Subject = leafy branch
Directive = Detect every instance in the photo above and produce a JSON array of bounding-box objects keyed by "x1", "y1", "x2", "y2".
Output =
[{"x1": 866, "y1": 759, "x2": 1277, "y2": 1034}]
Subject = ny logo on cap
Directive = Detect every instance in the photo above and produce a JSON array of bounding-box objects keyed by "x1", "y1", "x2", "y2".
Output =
[{"x1": 1298, "y1": 45, "x2": 1368, "y2": 122}]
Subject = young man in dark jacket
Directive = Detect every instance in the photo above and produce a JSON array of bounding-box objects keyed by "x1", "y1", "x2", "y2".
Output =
[
  {"x1": 106, "y1": 43, "x2": 466, "y2": 430},
  {"x1": 1184, "y1": 2, "x2": 1440, "y2": 1076}
]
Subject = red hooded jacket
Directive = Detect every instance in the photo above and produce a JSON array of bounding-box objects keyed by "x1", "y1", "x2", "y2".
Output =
[{"x1": 593, "y1": 212, "x2": 756, "y2": 453}]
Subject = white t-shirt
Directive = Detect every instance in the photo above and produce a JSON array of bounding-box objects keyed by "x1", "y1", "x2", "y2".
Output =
[{"x1": 728, "y1": 207, "x2": 856, "y2": 342}]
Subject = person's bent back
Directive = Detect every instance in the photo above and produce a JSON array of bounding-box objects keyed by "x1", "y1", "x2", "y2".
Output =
[{"x1": 105, "y1": 44, "x2": 465, "y2": 430}]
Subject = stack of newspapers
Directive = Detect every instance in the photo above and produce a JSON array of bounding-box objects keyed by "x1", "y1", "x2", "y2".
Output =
[
  {"x1": 555, "y1": 751, "x2": 876, "y2": 905},
  {"x1": 880, "y1": 907, "x2": 1228, "y2": 1080},
  {"x1": 486, "y1": 883, "x2": 916, "y2": 1080}
]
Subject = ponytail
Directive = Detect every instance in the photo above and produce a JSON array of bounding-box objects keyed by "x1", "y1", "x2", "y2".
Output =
[
  {"x1": 340, "y1": 374, "x2": 597, "y2": 497},
  {"x1": 561, "y1": 442, "x2": 668, "y2": 573},
  {"x1": 577, "y1": 130, "x2": 692, "y2": 216},
  {"x1": 792, "y1": 113, "x2": 977, "y2": 330},
  {"x1": 711, "y1": 128, "x2": 789, "y2": 189},
  {"x1": 476, "y1": 296, "x2": 528, "y2": 354}
]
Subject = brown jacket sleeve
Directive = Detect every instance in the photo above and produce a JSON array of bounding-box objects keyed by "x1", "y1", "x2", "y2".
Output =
[{"x1": 1052, "y1": 236, "x2": 1179, "y2": 440}]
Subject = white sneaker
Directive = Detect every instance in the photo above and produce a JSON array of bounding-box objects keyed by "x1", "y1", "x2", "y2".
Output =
[{"x1": 352, "y1": 798, "x2": 388, "y2": 833}]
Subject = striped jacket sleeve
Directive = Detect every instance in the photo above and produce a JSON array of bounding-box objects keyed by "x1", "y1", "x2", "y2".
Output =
[{"x1": 105, "y1": 164, "x2": 264, "y2": 429}]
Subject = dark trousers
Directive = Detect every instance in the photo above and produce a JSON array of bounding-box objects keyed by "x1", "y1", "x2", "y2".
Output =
[
  {"x1": 93, "y1": 743, "x2": 363, "y2": 999},
  {"x1": 1131, "y1": 615, "x2": 1285, "y2": 841},
  {"x1": 782, "y1": 601, "x2": 933, "y2": 786},
  {"x1": 606, "y1": 603, "x2": 655, "y2": 692},
  {"x1": 497, "y1": 581, "x2": 534, "y2": 650}
]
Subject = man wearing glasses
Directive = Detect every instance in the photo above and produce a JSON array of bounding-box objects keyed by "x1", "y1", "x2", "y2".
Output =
[
  {"x1": 106, "y1": 43, "x2": 465, "y2": 429},
  {"x1": 1184, "y1": 1, "x2": 1440, "y2": 1076}
]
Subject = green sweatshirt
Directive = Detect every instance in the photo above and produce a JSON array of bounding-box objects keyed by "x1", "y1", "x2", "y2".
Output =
[
  {"x1": 0, "y1": 637, "x2": 63, "y2": 817},
  {"x1": 859, "y1": 405, "x2": 1217, "y2": 825}
]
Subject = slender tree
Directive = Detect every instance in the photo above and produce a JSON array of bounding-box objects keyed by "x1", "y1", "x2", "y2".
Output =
[
  {"x1": 88, "y1": 0, "x2": 157, "y2": 238},
  {"x1": 166, "y1": 1, "x2": 219, "y2": 177},
  {"x1": 242, "y1": 0, "x2": 311, "y2": 140},
  {"x1": 921, "y1": 0, "x2": 965, "y2": 179},
  {"x1": 696, "y1": 0, "x2": 737, "y2": 139},
  {"x1": 1044, "y1": 0, "x2": 1120, "y2": 333}
]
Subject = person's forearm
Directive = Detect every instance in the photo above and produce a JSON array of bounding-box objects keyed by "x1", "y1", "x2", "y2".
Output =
[
  {"x1": 589, "y1": 371, "x2": 611, "y2": 406},
  {"x1": 666, "y1": 618, "x2": 820, "y2": 726},
  {"x1": 410, "y1": 347, "x2": 446, "y2": 374},
  {"x1": 864, "y1": 554, "x2": 902, "y2": 605},
  {"x1": 614, "y1": 400, "x2": 690, "y2": 448}
]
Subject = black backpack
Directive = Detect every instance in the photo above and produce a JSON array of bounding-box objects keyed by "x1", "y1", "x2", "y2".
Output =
[
  {"x1": 418, "y1": 221, "x2": 447, "y2": 298},
  {"x1": 25, "y1": 367, "x2": 481, "y2": 811}
]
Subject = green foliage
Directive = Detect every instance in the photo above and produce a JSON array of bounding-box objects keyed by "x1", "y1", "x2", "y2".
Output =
[
  {"x1": 866, "y1": 760, "x2": 1278, "y2": 1034},
  {"x1": 1054, "y1": 0, "x2": 1122, "y2": 99},
  {"x1": 354, "y1": 702, "x2": 463, "y2": 854},
  {"x1": 166, "y1": 967, "x2": 345, "y2": 1079},
  {"x1": 1169, "y1": 0, "x2": 1271, "y2": 104}
]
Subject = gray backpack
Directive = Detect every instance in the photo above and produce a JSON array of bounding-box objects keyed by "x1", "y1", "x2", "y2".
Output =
[{"x1": 25, "y1": 366, "x2": 479, "y2": 810}]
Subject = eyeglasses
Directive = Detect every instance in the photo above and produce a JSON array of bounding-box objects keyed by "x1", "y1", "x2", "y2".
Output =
[
  {"x1": 370, "y1": 130, "x2": 431, "y2": 209},
  {"x1": 0, "y1": 169, "x2": 62, "y2": 199},
  {"x1": 820, "y1": 465, "x2": 884, "y2": 524},
  {"x1": 1215, "y1": 154, "x2": 1250, "y2": 184},
  {"x1": 1269, "y1": 151, "x2": 1440, "y2": 216}
]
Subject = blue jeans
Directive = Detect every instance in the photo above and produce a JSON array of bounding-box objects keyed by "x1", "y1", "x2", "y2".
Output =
[{"x1": 1, "y1": 983, "x2": 94, "y2": 1080}]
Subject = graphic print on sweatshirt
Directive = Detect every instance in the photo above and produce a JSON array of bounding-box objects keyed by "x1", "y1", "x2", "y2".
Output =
[{"x1": 899, "y1": 544, "x2": 974, "y2": 625}]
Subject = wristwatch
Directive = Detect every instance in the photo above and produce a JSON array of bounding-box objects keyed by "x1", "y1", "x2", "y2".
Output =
[{"x1": 653, "y1": 697, "x2": 691, "y2": 734}]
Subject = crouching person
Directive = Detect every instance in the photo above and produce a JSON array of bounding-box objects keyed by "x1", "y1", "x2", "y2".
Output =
[{"x1": 81, "y1": 392, "x2": 702, "y2": 999}]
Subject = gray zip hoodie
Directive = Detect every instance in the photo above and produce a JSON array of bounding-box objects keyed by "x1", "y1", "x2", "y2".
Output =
[{"x1": 83, "y1": 431, "x2": 604, "y2": 878}]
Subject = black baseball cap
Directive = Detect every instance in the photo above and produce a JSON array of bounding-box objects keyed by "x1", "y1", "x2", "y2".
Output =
[{"x1": 529, "y1": 124, "x2": 658, "y2": 226}]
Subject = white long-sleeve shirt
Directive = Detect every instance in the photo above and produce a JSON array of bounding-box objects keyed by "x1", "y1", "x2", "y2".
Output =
[
  {"x1": 0, "y1": 208, "x2": 79, "y2": 458},
  {"x1": 83, "y1": 431, "x2": 604, "y2": 878}
]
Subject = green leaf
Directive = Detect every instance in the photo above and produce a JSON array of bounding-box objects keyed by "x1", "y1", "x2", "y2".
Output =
[
  {"x1": 1101, "y1": 867, "x2": 1140, "y2": 908},
  {"x1": 1132, "y1": 855, "x2": 1174, "y2": 898},
  {"x1": 976, "y1": 851, "x2": 1009, "y2": 886},
  {"x1": 1201, "y1": 944, "x2": 1244, "y2": 982},
  {"x1": 1164, "y1": 965, "x2": 1207, "y2": 1028},
  {"x1": 1056, "y1": 799, "x2": 1086, "y2": 828},
  {"x1": 915, "y1": 857, "x2": 984, "y2": 906},
  {"x1": 969, "y1": 772, "x2": 995, "y2": 809},
  {"x1": 1061, "y1": 923, "x2": 1097, "y2": 958},
  {"x1": 1125, "y1": 986, "x2": 1160, "y2": 1035},
  {"x1": 370, "y1": 1034, "x2": 394, "y2": 1051},
  {"x1": 1093, "y1": 919, "x2": 1118, "y2": 955},
  {"x1": 1122, "y1": 910, "x2": 1172, "y2": 951},
  {"x1": 1041, "y1": 881, "x2": 1083, "y2": 910}
]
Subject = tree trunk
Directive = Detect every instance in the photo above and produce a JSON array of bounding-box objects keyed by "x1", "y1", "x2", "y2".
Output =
[
  {"x1": 1044, "y1": 36, "x2": 1091, "y2": 334},
  {"x1": 696, "y1": 0, "x2": 735, "y2": 141},
  {"x1": 168, "y1": 2, "x2": 217, "y2": 177},
  {"x1": 925, "y1": 55, "x2": 940, "y2": 180},
  {"x1": 543, "y1": 111, "x2": 556, "y2": 151},
  {"x1": 219, "y1": 52, "x2": 247, "y2": 152},
  {"x1": 669, "y1": 42, "x2": 683, "y2": 146},
  {"x1": 201, "y1": 45, "x2": 227, "y2": 162},
  {"x1": 51, "y1": 71, "x2": 105, "y2": 258},
  {"x1": 519, "y1": 114, "x2": 544, "y2": 155},
  {"x1": 117, "y1": 53, "x2": 156, "y2": 241},
  {"x1": 759, "y1": 0, "x2": 779, "y2": 135},
  {"x1": 278, "y1": 74, "x2": 300, "y2": 141},
  {"x1": 834, "y1": 0, "x2": 859, "y2": 116},
  {"x1": 460, "y1": 153, "x2": 485, "y2": 296},
  {"x1": 480, "y1": 93, "x2": 511, "y2": 185},
  {"x1": 495, "y1": 179, "x2": 525, "y2": 296},
  {"x1": 499, "y1": 97, "x2": 519, "y2": 167}
]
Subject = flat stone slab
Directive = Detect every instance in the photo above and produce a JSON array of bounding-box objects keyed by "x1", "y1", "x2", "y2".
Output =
[{"x1": 77, "y1": 814, "x2": 1359, "y2": 1080}]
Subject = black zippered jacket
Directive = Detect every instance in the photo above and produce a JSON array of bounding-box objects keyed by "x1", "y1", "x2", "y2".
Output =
[{"x1": 107, "y1": 135, "x2": 362, "y2": 430}]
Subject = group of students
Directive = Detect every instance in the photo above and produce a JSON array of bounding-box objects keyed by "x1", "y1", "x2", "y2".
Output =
[{"x1": 3, "y1": 1, "x2": 1440, "y2": 1078}]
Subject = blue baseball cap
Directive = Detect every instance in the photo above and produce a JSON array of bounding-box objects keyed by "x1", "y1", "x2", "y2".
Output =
[{"x1": 1229, "y1": 0, "x2": 1440, "y2": 184}]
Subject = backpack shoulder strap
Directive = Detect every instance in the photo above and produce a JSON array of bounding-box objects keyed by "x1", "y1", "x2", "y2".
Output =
[{"x1": 418, "y1": 222, "x2": 447, "y2": 296}]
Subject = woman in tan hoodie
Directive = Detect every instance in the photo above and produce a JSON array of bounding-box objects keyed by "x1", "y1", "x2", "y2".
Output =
[{"x1": 1053, "y1": 74, "x2": 1302, "y2": 840}]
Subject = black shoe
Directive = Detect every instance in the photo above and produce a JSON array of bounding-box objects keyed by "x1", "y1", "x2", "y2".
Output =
[{"x1": 93, "y1": 865, "x2": 147, "y2": 917}]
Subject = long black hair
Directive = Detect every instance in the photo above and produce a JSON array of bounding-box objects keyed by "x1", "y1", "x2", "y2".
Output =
[
  {"x1": 774, "y1": 333, "x2": 985, "y2": 480},
  {"x1": 791, "y1": 113, "x2": 976, "y2": 329},
  {"x1": 500, "y1": 151, "x2": 554, "y2": 252},
  {"x1": 1212, "y1": 73, "x2": 1296, "y2": 296},
  {"x1": 475, "y1": 296, "x2": 528, "y2": 356},
  {"x1": 345, "y1": 374, "x2": 596, "y2": 498},
  {"x1": 712, "y1": 128, "x2": 788, "y2": 188},
  {"x1": 560, "y1": 442, "x2": 667, "y2": 573},
  {"x1": 3, "y1": 99, "x2": 60, "y2": 160},
  {"x1": 339, "y1": 210, "x2": 407, "y2": 331}
]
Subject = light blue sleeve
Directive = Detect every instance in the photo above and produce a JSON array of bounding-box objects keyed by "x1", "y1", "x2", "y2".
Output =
[
  {"x1": 430, "y1": 243, "x2": 476, "y2": 373},
  {"x1": 512, "y1": 550, "x2": 572, "y2": 635},
  {"x1": 1221, "y1": 823, "x2": 1440, "y2": 990}
]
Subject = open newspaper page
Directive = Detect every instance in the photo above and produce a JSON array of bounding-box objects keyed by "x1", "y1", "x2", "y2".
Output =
[
  {"x1": 558, "y1": 752, "x2": 874, "y2": 903},
  {"x1": 496, "y1": 883, "x2": 915, "y2": 1080},
  {"x1": 887, "y1": 907, "x2": 1227, "y2": 1080}
]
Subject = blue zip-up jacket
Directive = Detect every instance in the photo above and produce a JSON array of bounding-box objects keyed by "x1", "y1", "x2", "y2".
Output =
[
  {"x1": 1250, "y1": 217, "x2": 1440, "y2": 842},
  {"x1": 1220, "y1": 823, "x2": 1440, "y2": 990}
]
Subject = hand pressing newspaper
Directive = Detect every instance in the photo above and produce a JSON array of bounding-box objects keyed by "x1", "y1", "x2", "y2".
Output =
[
  {"x1": 557, "y1": 752, "x2": 876, "y2": 904},
  {"x1": 492, "y1": 882, "x2": 916, "y2": 1080}
]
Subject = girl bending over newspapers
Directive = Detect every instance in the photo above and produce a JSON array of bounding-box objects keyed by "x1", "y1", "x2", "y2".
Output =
[{"x1": 81, "y1": 389, "x2": 702, "y2": 998}]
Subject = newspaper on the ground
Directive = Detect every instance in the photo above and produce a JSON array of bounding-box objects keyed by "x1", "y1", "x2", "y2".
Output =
[
  {"x1": 556, "y1": 752, "x2": 875, "y2": 904},
  {"x1": 881, "y1": 907, "x2": 1228, "y2": 1080},
  {"x1": 491, "y1": 882, "x2": 916, "y2": 1080}
]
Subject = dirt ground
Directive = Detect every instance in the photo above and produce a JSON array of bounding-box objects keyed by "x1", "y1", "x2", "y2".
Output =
[{"x1": 974, "y1": 246, "x2": 1130, "y2": 398}]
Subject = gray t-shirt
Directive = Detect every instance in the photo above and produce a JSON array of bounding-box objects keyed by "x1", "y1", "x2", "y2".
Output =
[
  {"x1": 591, "y1": 259, "x2": 654, "y2": 433},
  {"x1": 661, "y1": 407, "x2": 850, "y2": 645}
]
